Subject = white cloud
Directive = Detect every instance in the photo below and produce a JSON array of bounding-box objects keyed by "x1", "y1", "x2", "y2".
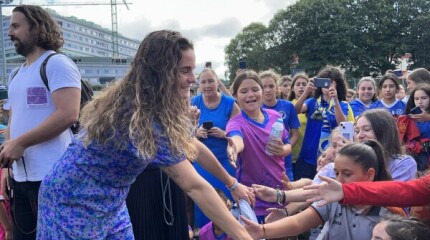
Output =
[{"x1": 4, "y1": 0, "x2": 296, "y2": 75}]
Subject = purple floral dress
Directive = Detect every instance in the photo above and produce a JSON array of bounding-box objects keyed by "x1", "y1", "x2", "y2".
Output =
[{"x1": 37, "y1": 126, "x2": 185, "y2": 239}]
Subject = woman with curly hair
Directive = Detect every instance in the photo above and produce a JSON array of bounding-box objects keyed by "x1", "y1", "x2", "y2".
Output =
[{"x1": 36, "y1": 30, "x2": 252, "y2": 240}]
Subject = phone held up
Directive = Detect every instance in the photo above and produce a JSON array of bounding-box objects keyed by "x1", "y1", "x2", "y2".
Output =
[
  {"x1": 239, "y1": 60, "x2": 247, "y2": 70},
  {"x1": 202, "y1": 121, "x2": 213, "y2": 130},
  {"x1": 314, "y1": 78, "x2": 331, "y2": 88},
  {"x1": 340, "y1": 121, "x2": 354, "y2": 142},
  {"x1": 410, "y1": 106, "x2": 423, "y2": 115},
  {"x1": 205, "y1": 61, "x2": 212, "y2": 69}
]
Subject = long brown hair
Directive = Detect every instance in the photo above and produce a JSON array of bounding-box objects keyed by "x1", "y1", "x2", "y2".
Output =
[{"x1": 80, "y1": 30, "x2": 197, "y2": 160}]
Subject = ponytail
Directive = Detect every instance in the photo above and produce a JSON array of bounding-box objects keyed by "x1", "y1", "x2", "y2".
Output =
[{"x1": 338, "y1": 140, "x2": 392, "y2": 182}]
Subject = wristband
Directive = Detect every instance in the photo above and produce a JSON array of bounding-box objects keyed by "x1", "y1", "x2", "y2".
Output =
[
  {"x1": 281, "y1": 190, "x2": 286, "y2": 205},
  {"x1": 227, "y1": 179, "x2": 239, "y2": 191}
]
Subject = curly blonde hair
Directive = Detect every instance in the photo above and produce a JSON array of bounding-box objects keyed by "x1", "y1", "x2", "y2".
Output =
[{"x1": 80, "y1": 30, "x2": 196, "y2": 160}]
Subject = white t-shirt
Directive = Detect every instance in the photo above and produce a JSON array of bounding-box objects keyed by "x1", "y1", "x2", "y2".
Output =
[{"x1": 8, "y1": 51, "x2": 81, "y2": 181}]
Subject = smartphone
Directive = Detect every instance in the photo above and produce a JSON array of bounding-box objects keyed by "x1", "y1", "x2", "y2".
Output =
[
  {"x1": 202, "y1": 121, "x2": 213, "y2": 130},
  {"x1": 314, "y1": 78, "x2": 331, "y2": 88},
  {"x1": 410, "y1": 106, "x2": 423, "y2": 115},
  {"x1": 393, "y1": 69, "x2": 403, "y2": 77},
  {"x1": 205, "y1": 61, "x2": 212, "y2": 68},
  {"x1": 340, "y1": 121, "x2": 354, "y2": 142},
  {"x1": 239, "y1": 60, "x2": 247, "y2": 69}
]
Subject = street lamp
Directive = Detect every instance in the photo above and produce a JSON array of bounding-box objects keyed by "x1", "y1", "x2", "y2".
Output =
[{"x1": 0, "y1": 1, "x2": 12, "y2": 85}]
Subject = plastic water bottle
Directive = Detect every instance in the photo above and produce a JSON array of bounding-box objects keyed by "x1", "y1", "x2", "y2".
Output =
[{"x1": 265, "y1": 118, "x2": 284, "y2": 155}]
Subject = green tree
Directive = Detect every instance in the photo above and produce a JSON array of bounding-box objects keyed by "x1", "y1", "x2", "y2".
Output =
[
  {"x1": 224, "y1": 0, "x2": 430, "y2": 85},
  {"x1": 224, "y1": 22, "x2": 270, "y2": 82}
]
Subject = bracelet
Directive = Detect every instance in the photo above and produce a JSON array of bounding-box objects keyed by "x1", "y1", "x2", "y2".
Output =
[
  {"x1": 262, "y1": 224, "x2": 267, "y2": 238},
  {"x1": 227, "y1": 179, "x2": 239, "y2": 191},
  {"x1": 281, "y1": 190, "x2": 286, "y2": 205},
  {"x1": 277, "y1": 190, "x2": 285, "y2": 206}
]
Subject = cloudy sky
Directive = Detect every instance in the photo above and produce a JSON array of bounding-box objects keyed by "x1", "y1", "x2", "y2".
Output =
[{"x1": 4, "y1": 0, "x2": 295, "y2": 76}]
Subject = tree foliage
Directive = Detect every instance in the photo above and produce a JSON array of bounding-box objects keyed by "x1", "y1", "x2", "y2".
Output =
[
  {"x1": 224, "y1": 22, "x2": 270, "y2": 82},
  {"x1": 224, "y1": 0, "x2": 430, "y2": 85}
]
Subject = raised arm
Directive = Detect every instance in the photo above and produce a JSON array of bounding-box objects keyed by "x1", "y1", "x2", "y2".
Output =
[
  {"x1": 242, "y1": 207, "x2": 322, "y2": 239},
  {"x1": 294, "y1": 79, "x2": 315, "y2": 114}
]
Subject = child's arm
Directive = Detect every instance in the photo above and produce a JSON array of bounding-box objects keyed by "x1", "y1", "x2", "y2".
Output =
[
  {"x1": 294, "y1": 79, "x2": 315, "y2": 113},
  {"x1": 0, "y1": 201, "x2": 12, "y2": 239},
  {"x1": 226, "y1": 136, "x2": 244, "y2": 167},
  {"x1": 243, "y1": 207, "x2": 322, "y2": 238},
  {"x1": 289, "y1": 128, "x2": 299, "y2": 147}
]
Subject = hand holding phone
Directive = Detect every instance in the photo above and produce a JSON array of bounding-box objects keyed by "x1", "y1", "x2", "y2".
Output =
[
  {"x1": 239, "y1": 60, "x2": 247, "y2": 70},
  {"x1": 410, "y1": 106, "x2": 422, "y2": 115},
  {"x1": 202, "y1": 121, "x2": 213, "y2": 130},
  {"x1": 339, "y1": 121, "x2": 354, "y2": 142}
]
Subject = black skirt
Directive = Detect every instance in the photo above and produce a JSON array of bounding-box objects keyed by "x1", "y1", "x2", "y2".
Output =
[{"x1": 126, "y1": 165, "x2": 189, "y2": 240}]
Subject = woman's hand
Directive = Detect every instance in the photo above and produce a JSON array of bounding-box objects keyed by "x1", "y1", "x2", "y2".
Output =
[
  {"x1": 208, "y1": 127, "x2": 226, "y2": 139},
  {"x1": 195, "y1": 125, "x2": 209, "y2": 139},
  {"x1": 252, "y1": 184, "x2": 277, "y2": 203},
  {"x1": 265, "y1": 208, "x2": 288, "y2": 223},
  {"x1": 265, "y1": 138, "x2": 285, "y2": 156},
  {"x1": 240, "y1": 216, "x2": 264, "y2": 240},
  {"x1": 303, "y1": 175, "x2": 344, "y2": 206},
  {"x1": 189, "y1": 106, "x2": 200, "y2": 127},
  {"x1": 231, "y1": 183, "x2": 256, "y2": 207}
]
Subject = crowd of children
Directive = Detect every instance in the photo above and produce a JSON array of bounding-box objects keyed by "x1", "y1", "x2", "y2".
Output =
[{"x1": 191, "y1": 66, "x2": 430, "y2": 239}]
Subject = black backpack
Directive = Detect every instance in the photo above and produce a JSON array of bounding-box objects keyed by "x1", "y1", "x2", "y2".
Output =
[{"x1": 12, "y1": 52, "x2": 94, "y2": 134}]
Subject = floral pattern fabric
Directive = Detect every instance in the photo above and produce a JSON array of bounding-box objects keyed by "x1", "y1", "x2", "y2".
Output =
[{"x1": 37, "y1": 125, "x2": 185, "y2": 239}]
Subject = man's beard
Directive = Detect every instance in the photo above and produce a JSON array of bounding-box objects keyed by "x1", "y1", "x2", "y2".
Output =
[{"x1": 11, "y1": 36, "x2": 36, "y2": 57}]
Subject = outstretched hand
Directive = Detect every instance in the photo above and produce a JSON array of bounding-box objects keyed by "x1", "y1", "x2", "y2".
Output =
[
  {"x1": 227, "y1": 137, "x2": 238, "y2": 168},
  {"x1": 265, "y1": 208, "x2": 288, "y2": 223},
  {"x1": 231, "y1": 183, "x2": 256, "y2": 207},
  {"x1": 303, "y1": 175, "x2": 344, "y2": 207},
  {"x1": 240, "y1": 216, "x2": 263, "y2": 240},
  {"x1": 252, "y1": 184, "x2": 277, "y2": 203}
]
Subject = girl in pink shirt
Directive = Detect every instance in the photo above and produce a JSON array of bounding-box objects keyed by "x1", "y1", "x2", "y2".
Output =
[{"x1": 226, "y1": 70, "x2": 291, "y2": 221}]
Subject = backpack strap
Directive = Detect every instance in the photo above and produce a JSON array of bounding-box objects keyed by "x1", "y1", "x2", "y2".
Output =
[
  {"x1": 10, "y1": 67, "x2": 20, "y2": 80},
  {"x1": 39, "y1": 52, "x2": 59, "y2": 92}
]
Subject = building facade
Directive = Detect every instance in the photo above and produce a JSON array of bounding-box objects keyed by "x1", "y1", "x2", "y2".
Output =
[{"x1": 2, "y1": 8, "x2": 139, "y2": 84}]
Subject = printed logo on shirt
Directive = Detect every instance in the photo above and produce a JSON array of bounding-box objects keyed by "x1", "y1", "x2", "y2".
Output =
[
  {"x1": 279, "y1": 110, "x2": 286, "y2": 120},
  {"x1": 27, "y1": 87, "x2": 48, "y2": 109}
]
